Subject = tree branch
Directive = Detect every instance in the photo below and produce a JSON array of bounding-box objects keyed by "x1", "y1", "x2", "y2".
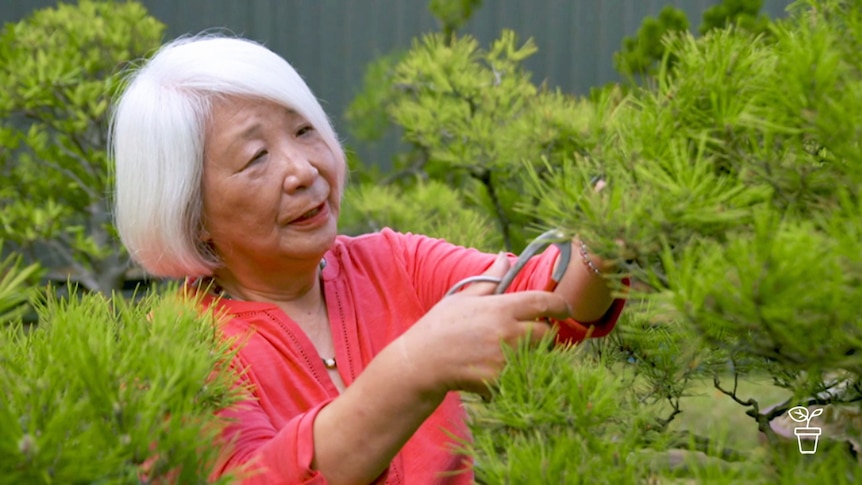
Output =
[
  {"x1": 31, "y1": 155, "x2": 99, "y2": 201},
  {"x1": 44, "y1": 239, "x2": 98, "y2": 291},
  {"x1": 380, "y1": 147, "x2": 430, "y2": 185},
  {"x1": 60, "y1": 132, "x2": 100, "y2": 181},
  {"x1": 712, "y1": 372, "x2": 779, "y2": 442},
  {"x1": 655, "y1": 396, "x2": 682, "y2": 430},
  {"x1": 473, "y1": 167, "x2": 512, "y2": 251}
]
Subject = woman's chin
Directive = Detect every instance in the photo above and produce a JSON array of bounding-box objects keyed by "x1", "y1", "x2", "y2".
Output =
[{"x1": 284, "y1": 223, "x2": 337, "y2": 258}]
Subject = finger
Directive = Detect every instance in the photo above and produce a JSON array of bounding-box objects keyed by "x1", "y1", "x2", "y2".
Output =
[
  {"x1": 459, "y1": 252, "x2": 511, "y2": 296},
  {"x1": 500, "y1": 320, "x2": 552, "y2": 348},
  {"x1": 496, "y1": 291, "x2": 572, "y2": 321}
]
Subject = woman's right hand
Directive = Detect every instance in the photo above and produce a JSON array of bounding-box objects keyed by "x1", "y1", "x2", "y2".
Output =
[{"x1": 397, "y1": 253, "x2": 572, "y2": 399}]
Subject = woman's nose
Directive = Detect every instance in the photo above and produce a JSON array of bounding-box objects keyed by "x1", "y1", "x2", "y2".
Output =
[{"x1": 281, "y1": 152, "x2": 319, "y2": 193}]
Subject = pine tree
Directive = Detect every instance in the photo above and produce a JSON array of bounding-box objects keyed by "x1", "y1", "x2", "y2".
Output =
[{"x1": 343, "y1": 0, "x2": 862, "y2": 480}]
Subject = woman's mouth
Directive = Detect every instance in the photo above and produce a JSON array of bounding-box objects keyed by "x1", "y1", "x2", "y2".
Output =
[
  {"x1": 299, "y1": 206, "x2": 321, "y2": 220},
  {"x1": 290, "y1": 203, "x2": 326, "y2": 224}
]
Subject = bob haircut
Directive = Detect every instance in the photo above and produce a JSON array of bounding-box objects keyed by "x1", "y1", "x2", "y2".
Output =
[{"x1": 110, "y1": 35, "x2": 346, "y2": 278}]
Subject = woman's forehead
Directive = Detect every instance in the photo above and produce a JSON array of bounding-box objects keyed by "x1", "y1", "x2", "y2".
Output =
[{"x1": 207, "y1": 97, "x2": 304, "y2": 135}]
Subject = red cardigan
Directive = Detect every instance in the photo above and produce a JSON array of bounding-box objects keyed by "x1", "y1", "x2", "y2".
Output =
[{"x1": 201, "y1": 229, "x2": 626, "y2": 484}]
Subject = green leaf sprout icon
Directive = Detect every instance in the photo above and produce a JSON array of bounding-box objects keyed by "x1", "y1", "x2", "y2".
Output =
[{"x1": 788, "y1": 406, "x2": 823, "y2": 428}]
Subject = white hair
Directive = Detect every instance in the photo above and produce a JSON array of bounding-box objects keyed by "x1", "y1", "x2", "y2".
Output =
[{"x1": 110, "y1": 35, "x2": 346, "y2": 278}]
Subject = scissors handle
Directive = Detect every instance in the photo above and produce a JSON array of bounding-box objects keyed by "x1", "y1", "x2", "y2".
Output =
[{"x1": 444, "y1": 229, "x2": 572, "y2": 297}]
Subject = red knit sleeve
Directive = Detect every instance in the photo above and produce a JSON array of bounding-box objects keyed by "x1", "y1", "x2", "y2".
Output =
[
  {"x1": 211, "y1": 397, "x2": 333, "y2": 485},
  {"x1": 383, "y1": 228, "x2": 498, "y2": 310}
]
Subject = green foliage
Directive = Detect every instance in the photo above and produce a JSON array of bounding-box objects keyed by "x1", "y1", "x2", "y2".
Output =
[
  {"x1": 387, "y1": 31, "x2": 540, "y2": 176},
  {"x1": 614, "y1": 0, "x2": 772, "y2": 80},
  {"x1": 0, "y1": 243, "x2": 43, "y2": 324},
  {"x1": 525, "y1": 0, "x2": 862, "y2": 468},
  {"x1": 701, "y1": 0, "x2": 771, "y2": 35},
  {"x1": 428, "y1": 0, "x2": 483, "y2": 38},
  {"x1": 0, "y1": 0, "x2": 165, "y2": 293},
  {"x1": 663, "y1": 214, "x2": 862, "y2": 374},
  {"x1": 340, "y1": 180, "x2": 501, "y2": 251},
  {"x1": 346, "y1": 29, "x2": 604, "y2": 251},
  {"x1": 614, "y1": 5, "x2": 690, "y2": 79},
  {"x1": 466, "y1": 336, "x2": 654, "y2": 484},
  {"x1": 596, "y1": 301, "x2": 720, "y2": 424},
  {"x1": 344, "y1": 0, "x2": 862, "y2": 481},
  {"x1": 0, "y1": 289, "x2": 243, "y2": 484}
]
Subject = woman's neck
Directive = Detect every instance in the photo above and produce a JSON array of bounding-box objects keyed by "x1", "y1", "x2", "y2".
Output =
[{"x1": 210, "y1": 257, "x2": 326, "y2": 310}]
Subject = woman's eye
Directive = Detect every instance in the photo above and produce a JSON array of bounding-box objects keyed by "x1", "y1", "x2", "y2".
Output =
[
  {"x1": 245, "y1": 149, "x2": 267, "y2": 167},
  {"x1": 296, "y1": 125, "x2": 315, "y2": 137}
]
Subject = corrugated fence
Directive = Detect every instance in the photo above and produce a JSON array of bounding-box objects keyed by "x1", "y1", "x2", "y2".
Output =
[{"x1": 2, "y1": 0, "x2": 795, "y2": 166}]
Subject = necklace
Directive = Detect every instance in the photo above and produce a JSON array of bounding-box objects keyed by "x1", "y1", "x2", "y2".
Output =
[{"x1": 203, "y1": 258, "x2": 336, "y2": 369}]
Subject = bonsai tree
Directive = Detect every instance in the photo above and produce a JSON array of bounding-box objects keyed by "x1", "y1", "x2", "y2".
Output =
[
  {"x1": 0, "y1": 0, "x2": 165, "y2": 293},
  {"x1": 527, "y1": 0, "x2": 862, "y2": 473},
  {"x1": 344, "y1": 0, "x2": 862, "y2": 481}
]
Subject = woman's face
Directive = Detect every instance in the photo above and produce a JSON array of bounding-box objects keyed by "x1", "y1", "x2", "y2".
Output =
[{"x1": 200, "y1": 96, "x2": 344, "y2": 273}]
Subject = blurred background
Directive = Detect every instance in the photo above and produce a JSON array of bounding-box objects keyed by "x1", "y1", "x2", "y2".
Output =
[{"x1": 1, "y1": 0, "x2": 794, "y2": 167}]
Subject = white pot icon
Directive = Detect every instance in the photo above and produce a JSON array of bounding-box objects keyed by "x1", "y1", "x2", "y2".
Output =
[{"x1": 787, "y1": 406, "x2": 823, "y2": 455}]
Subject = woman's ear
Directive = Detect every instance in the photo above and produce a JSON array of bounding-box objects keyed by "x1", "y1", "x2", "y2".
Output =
[
  {"x1": 198, "y1": 229, "x2": 220, "y2": 264},
  {"x1": 199, "y1": 227, "x2": 211, "y2": 242}
]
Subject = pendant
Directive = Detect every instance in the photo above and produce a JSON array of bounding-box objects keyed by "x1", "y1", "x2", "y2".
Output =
[{"x1": 322, "y1": 357, "x2": 337, "y2": 369}]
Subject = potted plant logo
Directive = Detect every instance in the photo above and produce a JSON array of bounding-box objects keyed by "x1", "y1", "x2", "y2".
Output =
[{"x1": 787, "y1": 406, "x2": 823, "y2": 454}]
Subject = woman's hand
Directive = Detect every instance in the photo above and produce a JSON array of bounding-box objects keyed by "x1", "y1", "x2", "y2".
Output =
[{"x1": 397, "y1": 253, "x2": 572, "y2": 399}]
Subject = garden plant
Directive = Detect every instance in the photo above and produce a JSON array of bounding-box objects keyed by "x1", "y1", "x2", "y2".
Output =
[
  {"x1": 343, "y1": 0, "x2": 862, "y2": 482},
  {"x1": 0, "y1": 0, "x2": 164, "y2": 293}
]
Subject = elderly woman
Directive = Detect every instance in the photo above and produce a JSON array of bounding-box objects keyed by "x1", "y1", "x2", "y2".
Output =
[{"x1": 110, "y1": 36, "x2": 625, "y2": 485}]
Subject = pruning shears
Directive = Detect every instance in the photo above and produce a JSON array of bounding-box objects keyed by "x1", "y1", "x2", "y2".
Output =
[{"x1": 444, "y1": 229, "x2": 572, "y2": 297}]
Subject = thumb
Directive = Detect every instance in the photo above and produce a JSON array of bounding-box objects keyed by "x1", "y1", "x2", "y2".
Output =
[{"x1": 458, "y1": 252, "x2": 511, "y2": 296}]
